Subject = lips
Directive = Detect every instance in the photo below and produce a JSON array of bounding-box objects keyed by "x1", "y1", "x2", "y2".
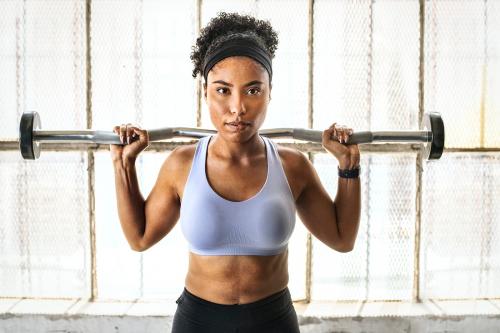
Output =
[{"x1": 225, "y1": 121, "x2": 251, "y2": 131}]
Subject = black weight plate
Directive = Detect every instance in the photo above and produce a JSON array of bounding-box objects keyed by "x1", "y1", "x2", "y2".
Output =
[
  {"x1": 422, "y1": 112, "x2": 445, "y2": 160},
  {"x1": 19, "y1": 111, "x2": 41, "y2": 160}
]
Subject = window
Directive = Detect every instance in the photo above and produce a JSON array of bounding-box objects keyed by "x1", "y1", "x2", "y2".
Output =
[{"x1": 0, "y1": 0, "x2": 498, "y2": 303}]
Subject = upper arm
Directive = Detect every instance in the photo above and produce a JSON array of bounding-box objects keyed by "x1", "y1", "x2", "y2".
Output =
[
  {"x1": 139, "y1": 146, "x2": 193, "y2": 251},
  {"x1": 281, "y1": 148, "x2": 347, "y2": 252}
]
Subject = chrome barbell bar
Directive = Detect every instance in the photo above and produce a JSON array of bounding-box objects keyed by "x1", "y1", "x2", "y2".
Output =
[
  {"x1": 32, "y1": 128, "x2": 431, "y2": 145},
  {"x1": 19, "y1": 111, "x2": 445, "y2": 160}
]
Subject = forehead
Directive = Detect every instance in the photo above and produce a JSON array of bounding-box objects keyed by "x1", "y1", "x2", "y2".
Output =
[{"x1": 208, "y1": 56, "x2": 268, "y2": 83}]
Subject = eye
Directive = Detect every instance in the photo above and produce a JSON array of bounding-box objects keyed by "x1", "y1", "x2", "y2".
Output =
[
  {"x1": 247, "y1": 87, "x2": 261, "y2": 95},
  {"x1": 216, "y1": 87, "x2": 229, "y2": 94}
]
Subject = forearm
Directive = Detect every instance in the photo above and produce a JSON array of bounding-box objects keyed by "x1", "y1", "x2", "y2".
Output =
[
  {"x1": 334, "y1": 162, "x2": 361, "y2": 249},
  {"x1": 113, "y1": 159, "x2": 146, "y2": 248}
]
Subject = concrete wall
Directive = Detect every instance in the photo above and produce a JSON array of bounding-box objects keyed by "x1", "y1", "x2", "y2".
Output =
[
  {"x1": 1, "y1": 313, "x2": 500, "y2": 333},
  {"x1": 1, "y1": 298, "x2": 500, "y2": 332}
]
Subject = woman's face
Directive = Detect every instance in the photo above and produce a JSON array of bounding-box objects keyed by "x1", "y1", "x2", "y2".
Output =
[{"x1": 204, "y1": 56, "x2": 271, "y2": 143}]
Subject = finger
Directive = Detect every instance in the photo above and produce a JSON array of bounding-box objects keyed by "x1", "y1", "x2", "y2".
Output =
[
  {"x1": 336, "y1": 128, "x2": 345, "y2": 143},
  {"x1": 332, "y1": 124, "x2": 341, "y2": 141},
  {"x1": 347, "y1": 128, "x2": 353, "y2": 143},
  {"x1": 343, "y1": 129, "x2": 349, "y2": 143},
  {"x1": 322, "y1": 127, "x2": 337, "y2": 145},
  {"x1": 338, "y1": 125, "x2": 352, "y2": 143},
  {"x1": 130, "y1": 127, "x2": 144, "y2": 144},
  {"x1": 126, "y1": 125, "x2": 136, "y2": 144},
  {"x1": 344, "y1": 126, "x2": 352, "y2": 141},
  {"x1": 132, "y1": 128, "x2": 146, "y2": 141},
  {"x1": 112, "y1": 126, "x2": 121, "y2": 142},
  {"x1": 327, "y1": 123, "x2": 337, "y2": 138},
  {"x1": 338, "y1": 125, "x2": 348, "y2": 143},
  {"x1": 120, "y1": 125, "x2": 129, "y2": 144}
]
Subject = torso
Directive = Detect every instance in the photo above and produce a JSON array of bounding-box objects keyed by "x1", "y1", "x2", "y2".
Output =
[{"x1": 173, "y1": 136, "x2": 305, "y2": 305}]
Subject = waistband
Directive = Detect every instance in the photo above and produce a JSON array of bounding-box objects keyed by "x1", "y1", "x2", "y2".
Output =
[
  {"x1": 182, "y1": 286, "x2": 290, "y2": 309},
  {"x1": 176, "y1": 286, "x2": 295, "y2": 329}
]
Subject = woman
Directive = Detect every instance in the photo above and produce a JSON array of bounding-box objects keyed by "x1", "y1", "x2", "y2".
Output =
[{"x1": 110, "y1": 12, "x2": 361, "y2": 333}]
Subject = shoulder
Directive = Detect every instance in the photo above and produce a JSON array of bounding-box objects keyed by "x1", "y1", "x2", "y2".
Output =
[
  {"x1": 275, "y1": 144, "x2": 310, "y2": 169},
  {"x1": 157, "y1": 143, "x2": 197, "y2": 188},
  {"x1": 274, "y1": 143, "x2": 315, "y2": 200},
  {"x1": 168, "y1": 143, "x2": 197, "y2": 167}
]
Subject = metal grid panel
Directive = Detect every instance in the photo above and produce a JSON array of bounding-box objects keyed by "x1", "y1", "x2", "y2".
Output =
[
  {"x1": 485, "y1": 1, "x2": 500, "y2": 147},
  {"x1": 91, "y1": 0, "x2": 197, "y2": 129},
  {"x1": 424, "y1": 0, "x2": 498, "y2": 148},
  {"x1": 313, "y1": 0, "x2": 420, "y2": 132},
  {"x1": 0, "y1": 1, "x2": 23, "y2": 140},
  {"x1": 0, "y1": 0, "x2": 86, "y2": 140},
  {"x1": 201, "y1": 0, "x2": 309, "y2": 130},
  {"x1": 0, "y1": 0, "x2": 498, "y2": 304},
  {"x1": 0, "y1": 152, "x2": 90, "y2": 298},
  {"x1": 312, "y1": 153, "x2": 416, "y2": 301},
  {"x1": 421, "y1": 153, "x2": 500, "y2": 299},
  {"x1": 370, "y1": 0, "x2": 420, "y2": 131},
  {"x1": 94, "y1": 151, "x2": 189, "y2": 300},
  {"x1": 313, "y1": 0, "x2": 372, "y2": 131}
]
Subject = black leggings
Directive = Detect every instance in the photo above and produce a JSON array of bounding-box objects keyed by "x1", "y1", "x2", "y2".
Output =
[{"x1": 171, "y1": 287, "x2": 300, "y2": 333}]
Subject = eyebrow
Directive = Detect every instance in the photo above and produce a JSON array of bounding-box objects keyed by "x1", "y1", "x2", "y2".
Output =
[{"x1": 211, "y1": 80, "x2": 264, "y2": 87}]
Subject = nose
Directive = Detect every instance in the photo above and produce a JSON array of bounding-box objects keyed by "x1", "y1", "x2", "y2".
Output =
[{"x1": 229, "y1": 93, "x2": 246, "y2": 116}]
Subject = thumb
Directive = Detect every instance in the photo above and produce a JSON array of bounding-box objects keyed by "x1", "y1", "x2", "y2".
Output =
[
  {"x1": 322, "y1": 126, "x2": 335, "y2": 143},
  {"x1": 133, "y1": 128, "x2": 148, "y2": 140}
]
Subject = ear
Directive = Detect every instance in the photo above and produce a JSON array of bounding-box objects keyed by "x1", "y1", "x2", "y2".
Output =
[
  {"x1": 269, "y1": 82, "x2": 272, "y2": 101},
  {"x1": 203, "y1": 82, "x2": 207, "y2": 100}
]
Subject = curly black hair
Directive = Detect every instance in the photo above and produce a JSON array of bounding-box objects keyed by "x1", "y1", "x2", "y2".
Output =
[{"x1": 190, "y1": 12, "x2": 279, "y2": 79}]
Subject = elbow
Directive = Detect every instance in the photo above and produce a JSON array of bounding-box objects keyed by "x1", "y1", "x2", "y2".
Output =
[
  {"x1": 331, "y1": 239, "x2": 355, "y2": 253},
  {"x1": 130, "y1": 244, "x2": 145, "y2": 252},
  {"x1": 129, "y1": 239, "x2": 149, "y2": 252},
  {"x1": 335, "y1": 243, "x2": 354, "y2": 253}
]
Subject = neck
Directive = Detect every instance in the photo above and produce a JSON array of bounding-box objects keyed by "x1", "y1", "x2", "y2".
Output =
[{"x1": 210, "y1": 133, "x2": 264, "y2": 161}]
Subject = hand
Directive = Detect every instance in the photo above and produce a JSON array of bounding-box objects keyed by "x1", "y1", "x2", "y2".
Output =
[
  {"x1": 322, "y1": 123, "x2": 360, "y2": 169},
  {"x1": 110, "y1": 123, "x2": 149, "y2": 164}
]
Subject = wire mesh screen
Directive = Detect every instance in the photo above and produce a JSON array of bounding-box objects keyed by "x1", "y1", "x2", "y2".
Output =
[
  {"x1": 94, "y1": 151, "x2": 189, "y2": 300},
  {"x1": 312, "y1": 153, "x2": 416, "y2": 301},
  {"x1": 421, "y1": 153, "x2": 500, "y2": 299},
  {"x1": 0, "y1": 152, "x2": 90, "y2": 298},
  {"x1": 91, "y1": 1, "x2": 198, "y2": 129},
  {"x1": 314, "y1": 0, "x2": 420, "y2": 132},
  {"x1": 424, "y1": 0, "x2": 499, "y2": 148},
  {"x1": 0, "y1": 0, "x2": 87, "y2": 139},
  {"x1": 311, "y1": 0, "x2": 419, "y2": 301},
  {"x1": 0, "y1": 0, "x2": 499, "y2": 304}
]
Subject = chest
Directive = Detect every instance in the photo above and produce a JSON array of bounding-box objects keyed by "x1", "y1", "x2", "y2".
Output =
[
  {"x1": 176, "y1": 145, "x2": 300, "y2": 202},
  {"x1": 206, "y1": 155, "x2": 268, "y2": 202}
]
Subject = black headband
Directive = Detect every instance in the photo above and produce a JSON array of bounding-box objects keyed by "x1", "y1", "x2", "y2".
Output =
[{"x1": 202, "y1": 39, "x2": 273, "y2": 83}]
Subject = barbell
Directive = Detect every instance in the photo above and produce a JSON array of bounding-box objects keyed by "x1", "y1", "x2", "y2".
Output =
[{"x1": 19, "y1": 111, "x2": 444, "y2": 160}]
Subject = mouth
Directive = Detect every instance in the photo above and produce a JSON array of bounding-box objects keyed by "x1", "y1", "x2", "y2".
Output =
[{"x1": 225, "y1": 121, "x2": 251, "y2": 131}]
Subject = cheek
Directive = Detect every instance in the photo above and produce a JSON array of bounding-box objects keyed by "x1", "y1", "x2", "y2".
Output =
[
  {"x1": 207, "y1": 94, "x2": 226, "y2": 112},
  {"x1": 207, "y1": 100, "x2": 228, "y2": 125}
]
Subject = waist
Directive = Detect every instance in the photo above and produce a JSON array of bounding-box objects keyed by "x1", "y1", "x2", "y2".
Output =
[{"x1": 181, "y1": 285, "x2": 291, "y2": 309}]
